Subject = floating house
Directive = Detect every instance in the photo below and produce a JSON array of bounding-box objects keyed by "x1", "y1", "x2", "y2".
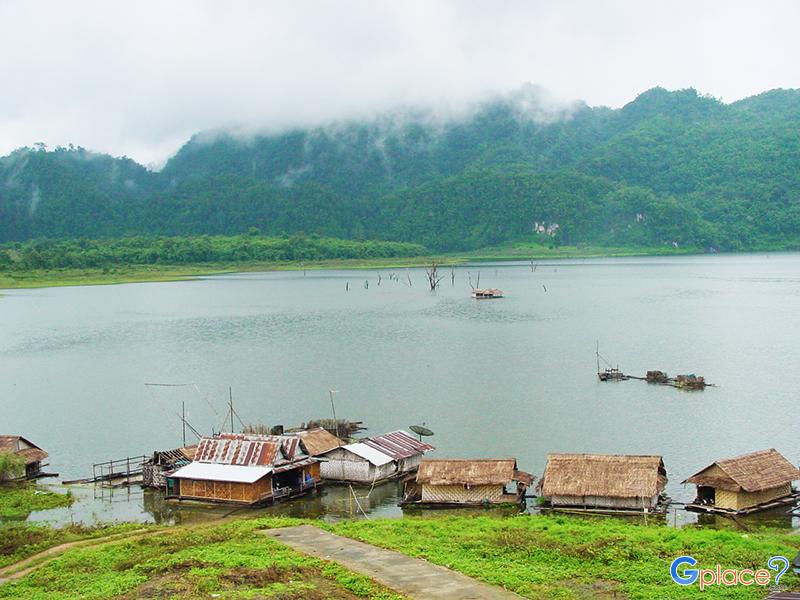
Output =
[
  {"x1": 319, "y1": 430, "x2": 434, "y2": 484},
  {"x1": 683, "y1": 448, "x2": 800, "y2": 514},
  {"x1": 401, "y1": 458, "x2": 533, "y2": 506},
  {"x1": 471, "y1": 288, "x2": 503, "y2": 299},
  {"x1": 166, "y1": 433, "x2": 321, "y2": 505},
  {"x1": 142, "y1": 445, "x2": 197, "y2": 488},
  {"x1": 538, "y1": 453, "x2": 668, "y2": 512},
  {"x1": 0, "y1": 435, "x2": 49, "y2": 480}
]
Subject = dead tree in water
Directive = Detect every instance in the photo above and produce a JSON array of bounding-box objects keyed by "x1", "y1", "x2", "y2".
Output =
[{"x1": 426, "y1": 261, "x2": 445, "y2": 290}]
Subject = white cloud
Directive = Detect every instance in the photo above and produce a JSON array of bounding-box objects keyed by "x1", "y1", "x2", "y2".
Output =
[{"x1": 0, "y1": 0, "x2": 798, "y2": 165}]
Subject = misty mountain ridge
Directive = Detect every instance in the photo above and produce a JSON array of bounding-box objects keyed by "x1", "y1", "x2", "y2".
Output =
[{"x1": 2, "y1": 85, "x2": 799, "y2": 251}]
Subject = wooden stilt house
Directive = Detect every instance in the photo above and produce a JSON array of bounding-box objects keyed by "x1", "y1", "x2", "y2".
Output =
[
  {"x1": 683, "y1": 448, "x2": 800, "y2": 514},
  {"x1": 538, "y1": 453, "x2": 668, "y2": 512}
]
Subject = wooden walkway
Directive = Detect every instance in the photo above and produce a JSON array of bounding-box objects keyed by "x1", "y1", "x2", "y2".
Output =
[{"x1": 263, "y1": 525, "x2": 522, "y2": 600}]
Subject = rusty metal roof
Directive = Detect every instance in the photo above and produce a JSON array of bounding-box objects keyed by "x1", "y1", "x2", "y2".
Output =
[
  {"x1": 361, "y1": 430, "x2": 434, "y2": 460},
  {"x1": 195, "y1": 436, "x2": 281, "y2": 466},
  {"x1": 215, "y1": 433, "x2": 303, "y2": 461}
]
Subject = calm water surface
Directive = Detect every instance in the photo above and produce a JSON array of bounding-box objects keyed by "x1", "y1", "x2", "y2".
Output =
[{"x1": 2, "y1": 254, "x2": 799, "y2": 527}]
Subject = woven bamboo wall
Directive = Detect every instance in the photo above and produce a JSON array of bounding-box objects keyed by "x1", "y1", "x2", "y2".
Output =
[
  {"x1": 549, "y1": 494, "x2": 657, "y2": 509},
  {"x1": 715, "y1": 489, "x2": 739, "y2": 510},
  {"x1": 420, "y1": 484, "x2": 504, "y2": 504},
  {"x1": 178, "y1": 477, "x2": 271, "y2": 504},
  {"x1": 735, "y1": 483, "x2": 791, "y2": 509}
]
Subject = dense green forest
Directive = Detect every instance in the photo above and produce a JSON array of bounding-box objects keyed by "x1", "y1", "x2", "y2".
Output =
[
  {"x1": 2, "y1": 85, "x2": 800, "y2": 252},
  {"x1": 0, "y1": 235, "x2": 426, "y2": 270}
]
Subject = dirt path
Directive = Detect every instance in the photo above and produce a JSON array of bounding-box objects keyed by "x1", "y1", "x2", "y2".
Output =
[
  {"x1": 0, "y1": 528, "x2": 158, "y2": 585},
  {"x1": 263, "y1": 525, "x2": 522, "y2": 600}
]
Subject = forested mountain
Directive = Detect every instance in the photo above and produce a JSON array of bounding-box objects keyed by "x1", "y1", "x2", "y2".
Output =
[{"x1": 2, "y1": 85, "x2": 800, "y2": 251}]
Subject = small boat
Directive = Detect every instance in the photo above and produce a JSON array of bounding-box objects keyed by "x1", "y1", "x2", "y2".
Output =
[{"x1": 471, "y1": 288, "x2": 503, "y2": 299}]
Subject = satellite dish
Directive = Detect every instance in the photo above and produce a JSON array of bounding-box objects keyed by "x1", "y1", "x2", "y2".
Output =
[{"x1": 410, "y1": 424, "x2": 434, "y2": 437}]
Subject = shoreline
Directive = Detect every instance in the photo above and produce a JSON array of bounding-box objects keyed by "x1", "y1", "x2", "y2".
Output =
[{"x1": 0, "y1": 245, "x2": 795, "y2": 291}]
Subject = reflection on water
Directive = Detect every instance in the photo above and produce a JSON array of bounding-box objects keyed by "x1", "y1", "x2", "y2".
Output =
[
  {"x1": 20, "y1": 480, "x2": 405, "y2": 527},
  {"x1": 16, "y1": 479, "x2": 798, "y2": 532}
]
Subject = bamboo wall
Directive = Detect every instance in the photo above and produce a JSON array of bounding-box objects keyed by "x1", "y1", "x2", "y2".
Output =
[
  {"x1": 420, "y1": 484, "x2": 505, "y2": 504},
  {"x1": 176, "y1": 476, "x2": 272, "y2": 504},
  {"x1": 549, "y1": 494, "x2": 659, "y2": 510},
  {"x1": 716, "y1": 483, "x2": 791, "y2": 510}
]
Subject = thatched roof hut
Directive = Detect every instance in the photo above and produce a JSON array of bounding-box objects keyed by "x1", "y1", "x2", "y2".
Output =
[
  {"x1": 539, "y1": 453, "x2": 667, "y2": 511},
  {"x1": 683, "y1": 448, "x2": 800, "y2": 512},
  {"x1": 405, "y1": 458, "x2": 533, "y2": 506}
]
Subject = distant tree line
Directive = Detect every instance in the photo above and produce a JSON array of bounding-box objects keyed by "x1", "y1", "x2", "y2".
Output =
[{"x1": 0, "y1": 234, "x2": 427, "y2": 270}]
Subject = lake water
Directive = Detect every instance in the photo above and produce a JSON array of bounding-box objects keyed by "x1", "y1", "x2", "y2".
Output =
[{"x1": 2, "y1": 254, "x2": 799, "y2": 527}]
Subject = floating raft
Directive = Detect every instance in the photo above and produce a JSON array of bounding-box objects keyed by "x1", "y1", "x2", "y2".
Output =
[
  {"x1": 685, "y1": 491, "x2": 800, "y2": 516},
  {"x1": 598, "y1": 368, "x2": 713, "y2": 389}
]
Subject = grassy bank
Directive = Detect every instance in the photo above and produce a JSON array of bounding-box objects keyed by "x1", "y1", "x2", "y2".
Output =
[
  {"x1": 0, "y1": 518, "x2": 404, "y2": 600},
  {"x1": 0, "y1": 522, "x2": 144, "y2": 569},
  {"x1": 1, "y1": 515, "x2": 798, "y2": 599},
  {"x1": 330, "y1": 515, "x2": 799, "y2": 599},
  {"x1": 0, "y1": 484, "x2": 73, "y2": 519}
]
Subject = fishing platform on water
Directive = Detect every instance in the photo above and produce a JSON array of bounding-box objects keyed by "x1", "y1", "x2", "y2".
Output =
[{"x1": 595, "y1": 345, "x2": 712, "y2": 389}]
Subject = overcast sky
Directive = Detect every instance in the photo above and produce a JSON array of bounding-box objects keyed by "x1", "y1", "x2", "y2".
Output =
[{"x1": 1, "y1": 0, "x2": 798, "y2": 166}]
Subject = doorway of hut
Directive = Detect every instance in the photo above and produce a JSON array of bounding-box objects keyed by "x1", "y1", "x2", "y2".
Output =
[
  {"x1": 274, "y1": 470, "x2": 301, "y2": 493},
  {"x1": 696, "y1": 486, "x2": 715, "y2": 505}
]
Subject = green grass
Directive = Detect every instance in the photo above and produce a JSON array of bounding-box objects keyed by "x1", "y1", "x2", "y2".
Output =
[
  {"x1": 0, "y1": 522, "x2": 146, "y2": 569},
  {"x1": 0, "y1": 518, "x2": 406, "y2": 600},
  {"x1": 329, "y1": 514, "x2": 800, "y2": 599},
  {"x1": 0, "y1": 483, "x2": 73, "y2": 519},
  {"x1": 1, "y1": 515, "x2": 798, "y2": 599}
]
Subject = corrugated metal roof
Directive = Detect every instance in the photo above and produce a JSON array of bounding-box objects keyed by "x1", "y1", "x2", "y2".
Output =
[
  {"x1": 195, "y1": 437, "x2": 280, "y2": 466},
  {"x1": 170, "y1": 462, "x2": 272, "y2": 483},
  {"x1": 213, "y1": 433, "x2": 303, "y2": 461},
  {"x1": 362, "y1": 430, "x2": 434, "y2": 460},
  {"x1": 343, "y1": 443, "x2": 394, "y2": 466}
]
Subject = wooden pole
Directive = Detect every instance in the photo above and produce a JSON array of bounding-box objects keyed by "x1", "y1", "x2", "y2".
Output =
[
  {"x1": 229, "y1": 387, "x2": 234, "y2": 433},
  {"x1": 182, "y1": 401, "x2": 187, "y2": 447},
  {"x1": 329, "y1": 390, "x2": 339, "y2": 439}
]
